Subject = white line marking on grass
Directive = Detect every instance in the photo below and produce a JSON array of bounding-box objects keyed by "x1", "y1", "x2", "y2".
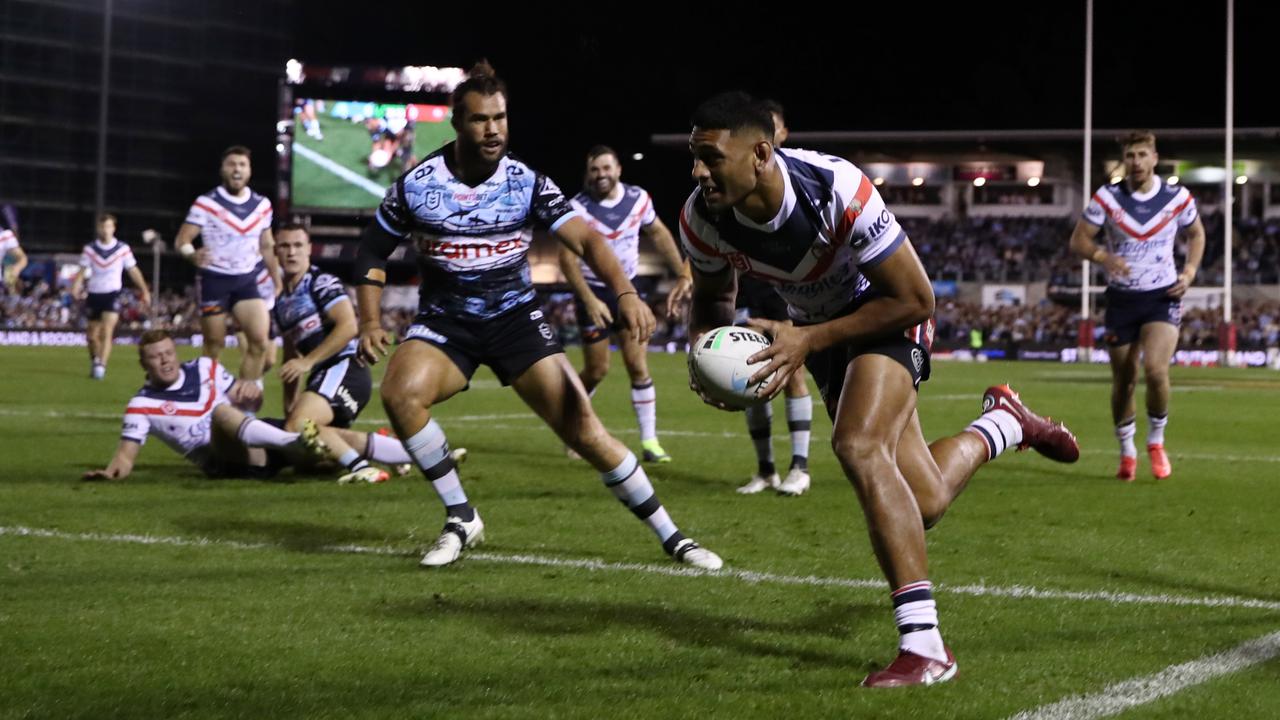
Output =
[
  {"x1": 5, "y1": 525, "x2": 1280, "y2": 613},
  {"x1": 1007, "y1": 630, "x2": 1280, "y2": 720},
  {"x1": 293, "y1": 144, "x2": 386, "y2": 198}
]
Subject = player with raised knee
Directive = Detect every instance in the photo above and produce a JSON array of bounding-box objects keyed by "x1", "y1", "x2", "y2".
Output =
[
  {"x1": 353, "y1": 61, "x2": 721, "y2": 571},
  {"x1": 681, "y1": 92, "x2": 1078, "y2": 687},
  {"x1": 1069, "y1": 130, "x2": 1205, "y2": 481},
  {"x1": 560, "y1": 145, "x2": 691, "y2": 463}
]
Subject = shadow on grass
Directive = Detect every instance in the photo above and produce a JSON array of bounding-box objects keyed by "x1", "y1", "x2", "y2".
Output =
[{"x1": 175, "y1": 516, "x2": 394, "y2": 554}]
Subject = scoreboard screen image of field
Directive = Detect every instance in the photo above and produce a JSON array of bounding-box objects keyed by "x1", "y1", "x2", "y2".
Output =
[{"x1": 290, "y1": 98, "x2": 455, "y2": 210}]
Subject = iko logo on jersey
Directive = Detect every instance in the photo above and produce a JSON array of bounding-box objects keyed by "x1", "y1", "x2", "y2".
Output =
[{"x1": 866, "y1": 209, "x2": 895, "y2": 240}]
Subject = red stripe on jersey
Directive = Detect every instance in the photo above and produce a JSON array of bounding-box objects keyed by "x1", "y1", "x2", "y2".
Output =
[
  {"x1": 679, "y1": 206, "x2": 722, "y2": 257},
  {"x1": 1094, "y1": 191, "x2": 1193, "y2": 241},
  {"x1": 193, "y1": 200, "x2": 269, "y2": 236},
  {"x1": 125, "y1": 360, "x2": 221, "y2": 417},
  {"x1": 836, "y1": 174, "x2": 876, "y2": 240}
]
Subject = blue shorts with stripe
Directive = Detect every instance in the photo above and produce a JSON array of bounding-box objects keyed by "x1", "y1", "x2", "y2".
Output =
[
  {"x1": 1103, "y1": 285, "x2": 1181, "y2": 347},
  {"x1": 304, "y1": 357, "x2": 372, "y2": 428}
]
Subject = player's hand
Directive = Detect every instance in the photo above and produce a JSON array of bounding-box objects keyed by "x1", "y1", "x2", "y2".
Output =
[
  {"x1": 665, "y1": 275, "x2": 693, "y2": 321},
  {"x1": 139, "y1": 292, "x2": 152, "y2": 309},
  {"x1": 194, "y1": 247, "x2": 212, "y2": 268},
  {"x1": 279, "y1": 358, "x2": 313, "y2": 384},
  {"x1": 745, "y1": 319, "x2": 811, "y2": 400},
  {"x1": 585, "y1": 296, "x2": 613, "y2": 330},
  {"x1": 617, "y1": 292, "x2": 655, "y2": 344},
  {"x1": 358, "y1": 322, "x2": 391, "y2": 365},
  {"x1": 1167, "y1": 268, "x2": 1196, "y2": 298},
  {"x1": 82, "y1": 468, "x2": 123, "y2": 481},
  {"x1": 686, "y1": 337, "x2": 740, "y2": 412},
  {"x1": 1098, "y1": 251, "x2": 1130, "y2": 279},
  {"x1": 228, "y1": 380, "x2": 263, "y2": 409}
]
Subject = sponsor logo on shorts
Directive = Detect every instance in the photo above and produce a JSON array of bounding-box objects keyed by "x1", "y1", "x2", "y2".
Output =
[
  {"x1": 911, "y1": 347, "x2": 924, "y2": 372},
  {"x1": 529, "y1": 309, "x2": 544, "y2": 321},
  {"x1": 406, "y1": 325, "x2": 448, "y2": 344},
  {"x1": 335, "y1": 386, "x2": 359, "y2": 415},
  {"x1": 538, "y1": 322, "x2": 554, "y2": 341}
]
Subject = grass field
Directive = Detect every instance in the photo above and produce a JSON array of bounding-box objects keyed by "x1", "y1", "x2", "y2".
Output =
[
  {"x1": 292, "y1": 118, "x2": 454, "y2": 210},
  {"x1": 2, "y1": 346, "x2": 1279, "y2": 719}
]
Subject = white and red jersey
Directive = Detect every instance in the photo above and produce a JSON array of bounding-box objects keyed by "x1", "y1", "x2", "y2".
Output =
[
  {"x1": 79, "y1": 238, "x2": 137, "y2": 294},
  {"x1": 184, "y1": 186, "x2": 273, "y2": 275},
  {"x1": 120, "y1": 358, "x2": 235, "y2": 457},
  {"x1": 679, "y1": 148, "x2": 908, "y2": 324},
  {"x1": 1083, "y1": 176, "x2": 1198, "y2": 292},
  {"x1": 571, "y1": 183, "x2": 656, "y2": 286},
  {"x1": 0, "y1": 231, "x2": 17, "y2": 256}
]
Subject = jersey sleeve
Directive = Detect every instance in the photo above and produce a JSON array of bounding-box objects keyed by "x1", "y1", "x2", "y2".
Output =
[
  {"x1": 531, "y1": 173, "x2": 578, "y2": 232},
  {"x1": 678, "y1": 194, "x2": 728, "y2": 275},
  {"x1": 311, "y1": 272, "x2": 351, "y2": 312},
  {"x1": 79, "y1": 247, "x2": 91, "y2": 269},
  {"x1": 1176, "y1": 190, "x2": 1199, "y2": 227},
  {"x1": 184, "y1": 198, "x2": 210, "y2": 227},
  {"x1": 638, "y1": 189, "x2": 657, "y2": 227},
  {"x1": 260, "y1": 200, "x2": 275, "y2": 231},
  {"x1": 838, "y1": 171, "x2": 906, "y2": 269},
  {"x1": 122, "y1": 245, "x2": 138, "y2": 270},
  {"x1": 374, "y1": 179, "x2": 413, "y2": 239},
  {"x1": 120, "y1": 406, "x2": 151, "y2": 445},
  {"x1": 1082, "y1": 189, "x2": 1107, "y2": 226}
]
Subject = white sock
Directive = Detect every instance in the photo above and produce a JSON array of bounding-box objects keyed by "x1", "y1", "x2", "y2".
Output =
[
  {"x1": 785, "y1": 395, "x2": 812, "y2": 471},
  {"x1": 1147, "y1": 413, "x2": 1168, "y2": 447},
  {"x1": 365, "y1": 432, "x2": 412, "y2": 464},
  {"x1": 403, "y1": 420, "x2": 468, "y2": 509},
  {"x1": 966, "y1": 409, "x2": 1023, "y2": 460},
  {"x1": 631, "y1": 380, "x2": 657, "y2": 443},
  {"x1": 893, "y1": 581, "x2": 947, "y2": 663},
  {"x1": 745, "y1": 403, "x2": 775, "y2": 476},
  {"x1": 236, "y1": 418, "x2": 298, "y2": 448},
  {"x1": 1116, "y1": 418, "x2": 1137, "y2": 457},
  {"x1": 338, "y1": 448, "x2": 367, "y2": 471},
  {"x1": 601, "y1": 452, "x2": 677, "y2": 544}
]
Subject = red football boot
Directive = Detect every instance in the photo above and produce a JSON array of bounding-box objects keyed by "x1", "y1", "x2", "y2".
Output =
[
  {"x1": 1148, "y1": 444, "x2": 1172, "y2": 479},
  {"x1": 1116, "y1": 455, "x2": 1137, "y2": 482},
  {"x1": 982, "y1": 384, "x2": 1080, "y2": 463},
  {"x1": 862, "y1": 647, "x2": 958, "y2": 688}
]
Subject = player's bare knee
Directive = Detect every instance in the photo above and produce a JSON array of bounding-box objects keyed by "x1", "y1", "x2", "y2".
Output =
[
  {"x1": 831, "y1": 434, "x2": 892, "y2": 485},
  {"x1": 565, "y1": 417, "x2": 609, "y2": 454}
]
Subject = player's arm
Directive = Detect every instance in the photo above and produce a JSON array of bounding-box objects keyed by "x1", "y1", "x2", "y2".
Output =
[
  {"x1": 554, "y1": 216, "x2": 654, "y2": 342},
  {"x1": 174, "y1": 222, "x2": 208, "y2": 268},
  {"x1": 641, "y1": 218, "x2": 694, "y2": 319},
  {"x1": 1069, "y1": 218, "x2": 1129, "y2": 278},
  {"x1": 747, "y1": 241, "x2": 934, "y2": 397},
  {"x1": 688, "y1": 266, "x2": 737, "y2": 344},
  {"x1": 3, "y1": 245, "x2": 27, "y2": 289},
  {"x1": 281, "y1": 338, "x2": 301, "y2": 412},
  {"x1": 125, "y1": 265, "x2": 152, "y2": 307},
  {"x1": 1168, "y1": 216, "x2": 1206, "y2": 299},
  {"x1": 280, "y1": 298, "x2": 357, "y2": 384},
  {"x1": 352, "y1": 222, "x2": 400, "y2": 364},
  {"x1": 558, "y1": 243, "x2": 612, "y2": 329},
  {"x1": 71, "y1": 266, "x2": 88, "y2": 299},
  {"x1": 82, "y1": 439, "x2": 141, "y2": 481},
  {"x1": 258, "y1": 228, "x2": 282, "y2": 291}
]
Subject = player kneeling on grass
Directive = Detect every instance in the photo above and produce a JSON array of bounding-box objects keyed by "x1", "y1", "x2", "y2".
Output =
[
  {"x1": 272, "y1": 222, "x2": 426, "y2": 484},
  {"x1": 83, "y1": 330, "x2": 332, "y2": 481},
  {"x1": 681, "y1": 92, "x2": 1080, "y2": 687}
]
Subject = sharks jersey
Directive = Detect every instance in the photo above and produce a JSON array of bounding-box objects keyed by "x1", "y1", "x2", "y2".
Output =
[
  {"x1": 679, "y1": 148, "x2": 907, "y2": 324},
  {"x1": 374, "y1": 143, "x2": 577, "y2": 320},
  {"x1": 1083, "y1": 177, "x2": 1198, "y2": 291},
  {"x1": 571, "y1": 183, "x2": 655, "y2": 286},
  {"x1": 120, "y1": 358, "x2": 235, "y2": 457},
  {"x1": 184, "y1": 186, "x2": 274, "y2": 275},
  {"x1": 272, "y1": 267, "x2": 356, "y2": 367},
  {"x1": 79, "y1": 239, "x2": 137, "y2": 294}
]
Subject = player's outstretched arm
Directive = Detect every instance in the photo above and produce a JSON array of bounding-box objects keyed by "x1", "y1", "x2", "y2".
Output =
[
  {"x1": 352, "y1": 222, "x2": 400, "y2": 364},
  {"x1": 555, "y1": 216, "x2": 654, "y2": 342},
  {"x1": 83, "y1": 439, "x2": 141, "y2": 481},
  {"x1": 1070, "y1": 219, "x2": 1129, "y2": 279}
]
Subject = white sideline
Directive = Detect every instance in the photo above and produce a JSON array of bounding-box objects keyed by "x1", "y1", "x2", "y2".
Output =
[
  {"x1": 1007, "y1": 630, "x2": 1280, "y2": 720},
  {"x1": 4, "y1": 525, "x2": 1280, "y2": 613},
  {"x1": 292, "y1": 143, "x2": 386, "y2": 198}
]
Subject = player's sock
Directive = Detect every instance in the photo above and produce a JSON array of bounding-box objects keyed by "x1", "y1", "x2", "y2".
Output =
[
  {"x1": 965, "y1": 409, "x2": 1023, "y2": 460},
  {"x1": 786, "y1": 395, "x2": 812, "y2": 472},
  {"x1": 236, "y1": 417, "x2": 298, "y2": 448},
  {"x1": 893, "y1": 580, "x2": 948, "y2": 662},
  {"x1": 338, "y1": 448, "x2": 369, "y2": 472},
  {"x1": 1146, "y1": 413, "x2": 1168, "y2": 447},
  {"x1": 364, "y1": 432, "x2": 412, "y2": 464},
  {"x1": 746, "y1": 403, "x2": 776, "y2": 477},
  {"x1": 631, "y1": 380, "x2": 658, "y2": 443},
  {"x1": 600, "y1": 451, "x2": 684, "y2": 551},
  {"x1": 1116, "y1": 417, "x2": 1137, "y2": 458},
  {"x1": 404, "y1": 420, "x2": 473, "y2": 522}
]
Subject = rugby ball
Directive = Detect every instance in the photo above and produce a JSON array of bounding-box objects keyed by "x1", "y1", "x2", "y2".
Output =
[{"x1": 690, "y1": 326, "x2": 774, "y2": 409}]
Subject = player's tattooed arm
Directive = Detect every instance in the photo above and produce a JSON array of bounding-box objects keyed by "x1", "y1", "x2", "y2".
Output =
[{"x1": 83, "y1": 439, "x2": 141, "y2": 481}]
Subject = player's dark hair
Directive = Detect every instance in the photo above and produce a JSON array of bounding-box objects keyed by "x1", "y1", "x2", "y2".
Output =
[
  {"x1": 691, "y1": 91, "x2": 775, "y2": 139},
  {"x1": 138, "y1": 329, "x2": 173, "y2": 349},
  {"x1": 1121, "y1": 130, "x2": 1157, "y2": 151},
  {"x1": 97, "y1": 213, "x2": 117, "y2": 225},
  {"x1": 450, "y1": 59, "x2": 507, "y2": 128},
  {"x1": 221, "y1": 145, "x2": 252, "y2": 161},
  {"x1": 276, "y1": 220, "x2": 309, "y2": 236},
  {"x1": 758, "y1": 98, "x2": 785, "y2": 124},
  {"x1": 586, "y1": 145, "x2": 619, "y2": 164}
]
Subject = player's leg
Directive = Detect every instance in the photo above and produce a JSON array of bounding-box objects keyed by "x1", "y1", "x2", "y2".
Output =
[
  {"x1": 86, "y1": 315, "x2": 103, "y2": 377},
  {"x1": 201, "y1": 313, "x2": 227, "y2": 360},
  {"x1": 777, "y1": 367, "x2": 813, "y2": 495},
  {"x1": 1108, "y1": 342, "x2": 1141, "y2": 481},
  {"x1": 739, "y1": 400, "x2": 780, "y2": 494},
  {"x1": 1138, "y1": 321, "x2": 1179, "y2": 479},
  {"x1": 579, "y1": 335, "x2": 611, "y2": 394},
  {"x1": 620, "y1": 326, "x2": 668, "y2": 463},
  {"x1": 229, "y1": 297, "x2": 271, "y2": 382},
  {"x1": 510, "y1": 353, "x2": 721, "y2": 569},
  {"x1": 98, "y1": 310, "x2": 119, "y2": 369}
]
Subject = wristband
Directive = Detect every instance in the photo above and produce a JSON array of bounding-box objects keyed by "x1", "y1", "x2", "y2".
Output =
[
  {"x1": 179, "y1": 244, "x2": 195, "y2": 258},
  {"x1": 617, "y1": 291, "x2": 638, "y2": 301}
]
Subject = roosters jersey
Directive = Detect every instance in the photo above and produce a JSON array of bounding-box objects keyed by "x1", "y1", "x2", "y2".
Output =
[
  {"x1": 1083, "y1": 176, "x2": 1198, "y2": 291},
  {"x1": 184, "y1": 186, "x2": 273, "y2": 275},
  {"x1": 120, "y1": 358, "x2": 234, "y2": 457},
  {"x1": 570, "y1": 183, "x2": 655, "y2": 286},
  {"x1": 79, "y1": 238, "x2": 137, "y2": 294}
]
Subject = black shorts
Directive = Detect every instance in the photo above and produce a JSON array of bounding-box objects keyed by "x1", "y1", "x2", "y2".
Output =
[
  {"x1": 575, "y1": 284, "x2": 635, "y2": 344},
  {"x1": 804, "y1": 334, "x2": 932, "y2": 421},
  {"x1": 1103, "y1": 286, "x2": 1181, "y2": 347},
  {"x1": 86, "y1": 291, "x2": 120, "y2": 320},
  {"x1": 734, "y1": 275, "x2": 789, "y2": 322},
  {"x1": 197, "y1": 269, "x2": 263, "y2": 317},
  {"x1": 304, "y1": 357, "x2": 372, "y2": 428},
  {"x1": 404, "y1": 302, "x2": 563, "y2": 386}
]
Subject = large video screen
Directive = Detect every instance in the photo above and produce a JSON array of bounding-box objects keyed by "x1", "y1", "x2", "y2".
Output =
[{"x1": 290, "y1": 98, "x2": 454, "y2": 210}]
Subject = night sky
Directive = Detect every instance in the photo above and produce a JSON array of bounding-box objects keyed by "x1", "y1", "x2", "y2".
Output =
[{"x1": 294, "y1": 3, "x2": 1276, "y2": 210}]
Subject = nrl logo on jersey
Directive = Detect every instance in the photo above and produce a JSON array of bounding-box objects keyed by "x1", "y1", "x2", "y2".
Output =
[{"x1": 425, "y1": 191, "x2": 442, "y2": 210}]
